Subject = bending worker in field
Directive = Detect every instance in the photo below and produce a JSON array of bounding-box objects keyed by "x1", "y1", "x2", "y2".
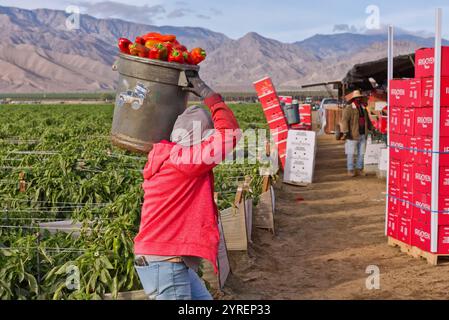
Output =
[
  {"x1": 133, "y1": 74, "x2": 241, "y2": 300},
  {"x1": 340, "y1": 90, "x2": 372, "y2": 177}
]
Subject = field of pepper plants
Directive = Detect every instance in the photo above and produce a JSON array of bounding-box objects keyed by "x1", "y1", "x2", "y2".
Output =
[{"x1": 0, "y1": 103, "x2": 270, "y2": 300}]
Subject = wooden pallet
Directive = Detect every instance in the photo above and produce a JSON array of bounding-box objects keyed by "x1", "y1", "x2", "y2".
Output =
[{"x1": 388, "y1": 237, "x2": 449, "y2": 266}]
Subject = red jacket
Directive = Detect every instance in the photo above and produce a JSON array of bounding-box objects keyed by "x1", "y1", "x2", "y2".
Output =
[{"x1": 134, "y1": 94, "x2": 240, "y2": 272}]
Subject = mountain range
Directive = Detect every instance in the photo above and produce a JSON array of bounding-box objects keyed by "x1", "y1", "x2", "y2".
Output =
[{"x1": 0, "y1": 5, "x2": 445, "y2": 93}]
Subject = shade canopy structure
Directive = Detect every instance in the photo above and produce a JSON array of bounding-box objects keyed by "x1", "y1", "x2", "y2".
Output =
[{"x1": 342, "y1": 53, "x2": 415, "y2": 91}]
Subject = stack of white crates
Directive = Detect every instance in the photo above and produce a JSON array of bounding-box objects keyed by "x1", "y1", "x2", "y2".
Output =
[{"x1": 283, "y1": 130, "x2": 317, "y2": 185}]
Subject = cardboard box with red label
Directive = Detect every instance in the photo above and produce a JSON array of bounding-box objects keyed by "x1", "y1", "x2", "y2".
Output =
[
  {"x1": 411, "y1": 219, "x2": 449, "y2": 254},
  {"x1": 254, "y1": 77, "x2": 277, "y2": 96},
  {"x1": 418, "y1": 77, "x2": 449, "y2": 107},
  {"x1": 388, "y1": 185, "x2": 401, "y2": 214},
  {"x1": 389, "y1": 79, "x2": 410, "y2": 107},
  {"x1": 279, "y1": 96, "x2": 292, "y2": 105},
  {"x1": 389, "y1": 159, "x2": 402, "y2": 187},
  {"x1": 402, "y1": 108, "x2": 416, "y2": 135},
  {"x1": 413, "y1": 164, "x2": 432, "y2": 194},
  {"x1": 389, "y1": 107, "x2": 402, "y2": 132},
  {"x1": 418, "y1": 136, "x2": 449, "y2": 166},
  {"x1": 387, "y1": 213, "x2": 398, "y2": 239},
  {"x1": 400, "y1": 189, "x2": 413, "y2": 219},
  {"x1": 414, "y1": 107, "x2": 449, "y2": 137},
  {"x1": 401, "y1": 162, "x2": 414, "y2": 192},
  {"x1": 254, "y1": 77, "x2": 288, "y2": 168},
  {"x1": 407, "y1": 136, "x2": 420, "y2": 163},
  {"x1": 398, "y1": 216, "x2": 412, "y2": 244},
  {"x1": 415, "y1": 47, "x2": 449, "y2": 79},
  {"x1": 390, "y1": 134, "x2": 407, "y2": 161},
  {"x1": 413, "y1": 192, "x2": 449, "y2": 225}
]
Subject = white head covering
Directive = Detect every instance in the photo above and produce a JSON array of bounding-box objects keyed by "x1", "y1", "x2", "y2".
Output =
[{"x1": 170, "y1": 105, "x2": 215, "y2": 147}]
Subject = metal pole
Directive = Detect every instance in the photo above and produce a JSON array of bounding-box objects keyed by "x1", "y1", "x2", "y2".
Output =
[
  {"x1": 431, "y1": 8, "x2": 443, "y2": 253},
  {"x1": 385, "y1": 25, "x2": 394, "y2": 236}
]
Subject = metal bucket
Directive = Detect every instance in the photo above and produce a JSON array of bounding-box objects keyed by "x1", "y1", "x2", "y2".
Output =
[
  {"x1": 284, "y1": 102, "x2": 300, "y2": 125},
  {"x1": 111, "y1": 53, "x2": 200, "y2": 154}
]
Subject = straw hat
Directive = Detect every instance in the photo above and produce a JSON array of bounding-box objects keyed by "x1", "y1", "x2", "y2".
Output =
[{"x1": 346, "y1": 90, "x2": 365, "y2": 102}]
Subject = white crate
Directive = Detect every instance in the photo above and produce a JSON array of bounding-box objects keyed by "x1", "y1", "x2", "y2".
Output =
[
  {"x1": 364, "y1": 138, "x2": 386, "y2": 165},
  {"x1": 284, "y1": 130, "x2": 316, "y2": 184}
]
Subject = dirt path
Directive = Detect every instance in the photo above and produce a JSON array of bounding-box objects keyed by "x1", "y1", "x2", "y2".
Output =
[{"x1": 224, "y1": 134, "x2": 449, "y2": 300}]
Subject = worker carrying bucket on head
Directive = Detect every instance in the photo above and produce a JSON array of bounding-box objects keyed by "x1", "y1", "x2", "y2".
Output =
[
  {"x1": 133, "y1": 73, "x2": 241, "y2": 300},
  {"x1": 340, "y1": 90, "x2": 373, "y2": 178}
]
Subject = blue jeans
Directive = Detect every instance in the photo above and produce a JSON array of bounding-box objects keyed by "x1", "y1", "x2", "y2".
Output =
[
  {"x1": 135, "y1": 261, "x2": 213, "y2": 300},
  {"x1": 346, "y1": 135, "x2": 366, "y2": 171}
]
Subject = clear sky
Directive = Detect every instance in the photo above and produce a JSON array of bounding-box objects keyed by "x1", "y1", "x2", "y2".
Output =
[{"x1": 3, "y1": 0, "x2": 449, "y2": 42}]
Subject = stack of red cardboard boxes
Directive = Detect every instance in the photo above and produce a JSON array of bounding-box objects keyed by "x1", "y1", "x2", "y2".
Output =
[
  {"x1": 388, "y1": 46, "x2": 449, "y2": 253},
  {"x1": 253, "y1": 77, "x2": 288, "y2": 167},
  {"x1": 291, "y1": 104, "x2": 312, "y2": 131}
]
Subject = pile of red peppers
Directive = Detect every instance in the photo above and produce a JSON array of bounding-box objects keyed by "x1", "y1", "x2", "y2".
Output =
[{"x1": 118, "y1": 33, "x2": 206, "y2": 65}]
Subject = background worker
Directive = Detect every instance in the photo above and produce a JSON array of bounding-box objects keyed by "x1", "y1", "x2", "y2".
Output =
[
  {"x1": 340, "y1": 90, "x2": 372, "y2": 177},
  {"x1": 133, "y1": 74, "x2": 241, "y2": 300}
]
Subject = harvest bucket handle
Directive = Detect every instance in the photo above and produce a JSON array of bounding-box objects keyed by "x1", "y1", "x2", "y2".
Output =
[
  {"x1": 112, "y1": 59, "x2": 119, "y2": 72},
  {"x1": 178, "y1": 69, "x2": 199, "y2": 88}
]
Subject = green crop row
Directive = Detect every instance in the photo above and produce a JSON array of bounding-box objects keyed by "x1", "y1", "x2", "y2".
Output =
[{"x1": 0, "y1": 103, "x2": 271, "y2": 300}]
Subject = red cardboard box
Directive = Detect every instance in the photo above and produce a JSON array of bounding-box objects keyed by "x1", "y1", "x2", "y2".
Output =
[
  {"x1": 389, "y1": 107, "x2": 401, "y2": 132},
  {"x1": 388, "y1": 185, "x2": 400, "y2": 214},
  {"x1": 413, "y1": 192, "x2": 431, "y2": 223},
  {"x1": 413, "y1": 164, "x2": 432, "y2": 194},
  {"x1": 398, "y1": 216, "x2": 412, "y2": 244},
  {"x1": 408, "y1": 136, "x2": 420, "y2": 163},
  {"x1": 390, "y1": 134, "x2": 407, "y2": 161},
  {"x1": 254, "y1": 77, "x2": 277, "y2": 97},
  {"x1": 415, "y1": 47, "x2": 449, "y2": 79},
  {"x1": 419, "y1": 137, "x2": 432, "y2": 165},
  {"x1": 389, "y1": 159, "x2": 402, "y2": 186},
  {"x1": 413, "y1": 192, "x2": 449, "y2": 225},
  {"x1": 279, "y1": 96, "x2": 292, "y2": 104},
  {"x1": 440, "y1": 167, "x2": 449, "y2": 195},
  {"x1": 409, "y1": 79, "x2": 422, "y2": 107},
  {"x1": 419, "y1": 77, "x2": 449, "y2": 107},
  {"x1": 259, "y1": 93, "x2": 281, "y2": 110},
  {"x1": 442, "y1": 107, "x2": 449, "y2": 135},
  {"x1": 389, "y1": 79, "x2": 410, "y2": 107},
  {"x1": 418, "y1": 136, "x2": 449, "y2": 166},
  {"x1": 401, "y1": 162, "x2": 414, "y2": 191},
  {"x1": 271, "y1": 126, "x2": 289, "y2": 144},
  {"x1": 402, "y1": 108, "x2": 416, "y2": 135},
  {"x1": 415, "y1": 107, "x2": 433, "y2": 137},
  {"x1": 276, "y1": 140, "x2": 287, "y2": 157},
  {"x1": 400, "y1": 189, "x2": 413, "y2": 219},
  {"x1": 412, "y1": 219, "x2": 449, "y2": 254},
  {"x1": 413, "y1": 107, "x2": 449, "y2": 137},
  {"x1": 387, "y1": 213, "x2": 398, "y2": 239}
]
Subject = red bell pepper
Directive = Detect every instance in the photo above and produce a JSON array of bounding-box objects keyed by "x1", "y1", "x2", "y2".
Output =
[
  {"x1": 174, "y1": 44, "x2": 188, "y2": 52},
  {"x1": 148, "y1": 43, "x2": 168, "y2": 61},
  {"x1": 182, "y1": 51, "x2": 193, "y2": 65},
  {"x1": 129, "y1": 43, "x2": 149, "y2": 58},
  {"x1": 168, "y1": 49, "x2": 185, "y2": 64},
  {"x1": 118, "y1": 38, "x2": 132, "y2": 54},
  {"x1": 190, "y1": 48, "x2": 206, "y2": 65},
  {"x1": 162, "y1": 42, "x2": 174, "y2": 55},
  {"x1": 135, "y1": 36, "x2": 146, "y2": 45}
]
